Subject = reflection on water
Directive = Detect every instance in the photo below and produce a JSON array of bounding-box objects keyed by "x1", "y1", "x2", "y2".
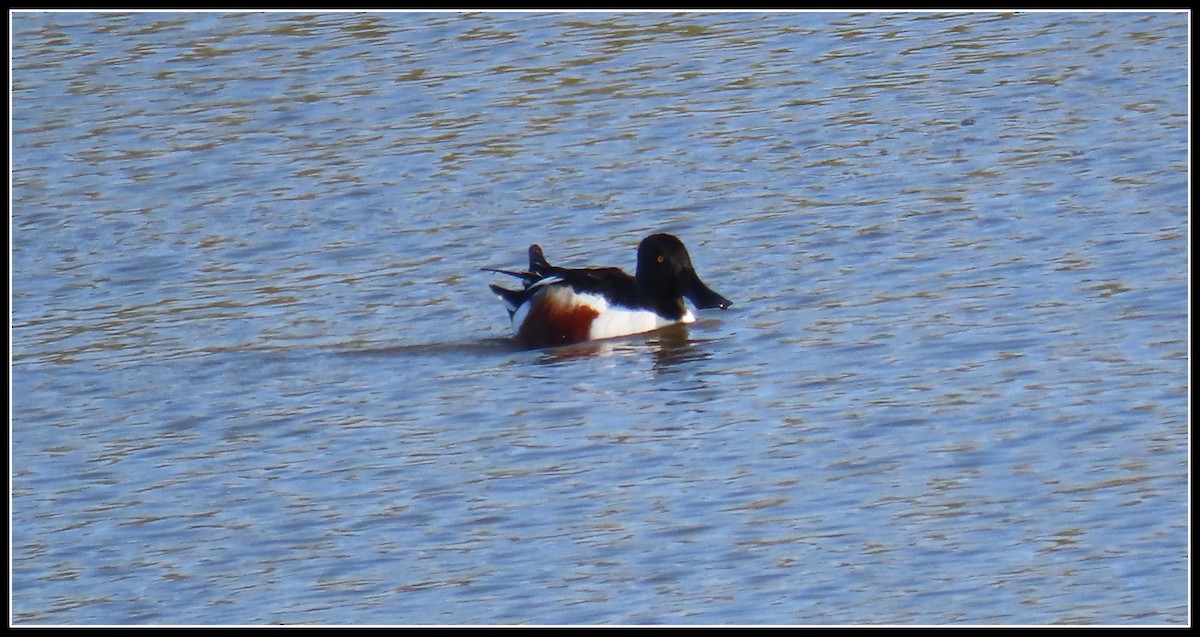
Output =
[
  {"x1": 530, "y1": 323, "x2": 714, "y2": 369},
  {"x1": 11, "y1": 10, "x2": 1188, "y2": 626}
]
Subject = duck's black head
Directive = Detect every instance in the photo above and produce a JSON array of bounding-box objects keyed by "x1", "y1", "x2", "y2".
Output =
[{"x1": 635, "y1": 233, "x2": 732, "y2": 315}]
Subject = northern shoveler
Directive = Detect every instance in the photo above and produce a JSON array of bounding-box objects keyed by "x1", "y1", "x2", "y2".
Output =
[{"x1": 486, "y1": 233, "x2": 731, "y2": 349}]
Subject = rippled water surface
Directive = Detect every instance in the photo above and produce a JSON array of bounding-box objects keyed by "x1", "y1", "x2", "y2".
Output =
[{"x1": 11, "y1": 11, "x2": 1189, "y2": 625}]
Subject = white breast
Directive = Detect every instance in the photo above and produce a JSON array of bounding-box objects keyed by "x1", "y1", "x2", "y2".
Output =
[{"x1": 586, "y1": 297, "x2": 694, "y2": 341}]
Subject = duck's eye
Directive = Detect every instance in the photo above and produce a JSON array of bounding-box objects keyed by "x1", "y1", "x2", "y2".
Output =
[{"x1": 656, "y1": 254, "x2": 665, "y2": 264}]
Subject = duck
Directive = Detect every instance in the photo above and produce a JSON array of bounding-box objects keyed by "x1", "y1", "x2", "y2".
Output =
[{"x1": 486, "y1": 233, "x2": 731, "y2": 349}]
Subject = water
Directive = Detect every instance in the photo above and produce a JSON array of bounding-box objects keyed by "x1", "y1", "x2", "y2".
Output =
[{"x1": 10, "y1": 10, "x2": 1189, "y2": 625}]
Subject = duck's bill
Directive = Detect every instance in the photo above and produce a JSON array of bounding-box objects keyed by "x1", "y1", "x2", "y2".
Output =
[{"x1": 684, "y1": 273, "x2": 732, "y2": 310}]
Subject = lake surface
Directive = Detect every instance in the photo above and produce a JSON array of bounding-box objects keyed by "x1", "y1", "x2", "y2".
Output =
[{"x1": 10, "y1": 10, "x2": 1189, "y2": 626}]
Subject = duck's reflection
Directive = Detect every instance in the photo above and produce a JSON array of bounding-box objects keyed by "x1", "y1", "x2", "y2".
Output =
[{"x1": 533, "y1": 323, "x2": 714, "y2": 370}]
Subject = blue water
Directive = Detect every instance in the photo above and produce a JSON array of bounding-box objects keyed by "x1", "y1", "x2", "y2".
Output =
[{"x1": 11, "y1": 11, "x2": 1189, "y2": 625}]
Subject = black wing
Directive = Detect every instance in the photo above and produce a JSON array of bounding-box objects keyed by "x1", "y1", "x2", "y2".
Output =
[{"x1": 485, "y1": 244, "x2": 643, "y2": 315}]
